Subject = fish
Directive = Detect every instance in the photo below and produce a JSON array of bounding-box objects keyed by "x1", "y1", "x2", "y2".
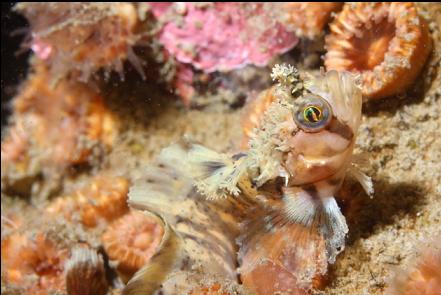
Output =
[{"x1": 126, "y1": 64, "x2": 373, "y2": 294}]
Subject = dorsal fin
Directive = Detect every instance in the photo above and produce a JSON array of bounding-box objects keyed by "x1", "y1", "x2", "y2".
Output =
[{"x1": 125, "y1": 143, "x2": 244, "y2": 294}]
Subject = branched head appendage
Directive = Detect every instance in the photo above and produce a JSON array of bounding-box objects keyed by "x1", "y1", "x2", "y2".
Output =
[{"x1": 270, "y1": 63, "x2": 304, "y2": 98}]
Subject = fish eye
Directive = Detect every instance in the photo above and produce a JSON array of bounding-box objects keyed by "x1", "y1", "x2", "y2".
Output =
[{"x1": 293, "y1": 94, "x2": 332, "y2": 132}]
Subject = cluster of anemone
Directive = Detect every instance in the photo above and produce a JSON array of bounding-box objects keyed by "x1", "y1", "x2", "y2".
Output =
[
  {"x1": 12, "y1": 2, "x2": 432, "y2": 105},
  {"x1": 1, "y1": 61, "x2": 118, "y2": 184},
  {"x1": 2, "y1": 174, "x2": 165, "y2": 293}
]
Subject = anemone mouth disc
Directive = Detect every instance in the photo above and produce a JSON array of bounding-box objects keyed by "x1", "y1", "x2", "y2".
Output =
[{"x1": 324, "y1": 3, "x2": 432, "y2": 100}]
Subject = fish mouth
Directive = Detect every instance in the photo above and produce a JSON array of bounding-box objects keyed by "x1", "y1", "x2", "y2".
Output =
[{"x1": 286, "y1": 148, "x2": 353, "y2": 188}]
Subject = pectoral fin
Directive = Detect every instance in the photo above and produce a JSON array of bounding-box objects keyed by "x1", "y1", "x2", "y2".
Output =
[
  {"x1": 348, "y1": 164, "x2": 374, "y2": 198},
  {"x1": 238, "y1": 186, "x2": 348, "y2": 294}
]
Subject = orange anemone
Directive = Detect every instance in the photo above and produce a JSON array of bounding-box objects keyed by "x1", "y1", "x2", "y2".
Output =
[
  {"x1": 0, "y1": 124, "x2": 28, "y2": 165},
  {"x1": 2, "y1": 61, "x2": 118, "y2": 174},
  {"x1": 386, "y1": 237, "x2": 441, "y2": 295},
  {"x1": 102, "y1": 210, "x2": 164, "y2": 280},
  {"x1": 15, "y1": 2, "x2": 143, "y2": 81},
  {"x1": 325, "y1": 3, "x2": 432, "y2": 100},
  {"x1": 282, "y1": 3, "x2": 343, "y2": 39},
  {"x1": 189, "y1": 283, "x2": 232, "y2": 295},
  {"x1": 46, "y1": 176, "x2": 129, "y2": 227},
  {"x1": 1, "y1": 232, "x2": 69, "y2": 294}
]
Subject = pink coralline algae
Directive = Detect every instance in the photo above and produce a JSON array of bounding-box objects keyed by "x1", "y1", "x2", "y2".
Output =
[
  {"x1": 30, "y1": 35, "x2": 53, "y2": 60},
  {"x1": 149, "y1": 3, "x2": 298, "y2": 73}
]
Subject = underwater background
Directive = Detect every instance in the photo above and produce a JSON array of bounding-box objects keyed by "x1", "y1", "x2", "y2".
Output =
[{"x1": 1, "y1": 3, "x2": 440, "y2": 295}]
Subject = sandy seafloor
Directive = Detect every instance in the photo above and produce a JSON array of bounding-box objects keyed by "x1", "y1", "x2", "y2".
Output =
[{"x1": 1, "y1": 3, "x2": 441, "y2": 295}]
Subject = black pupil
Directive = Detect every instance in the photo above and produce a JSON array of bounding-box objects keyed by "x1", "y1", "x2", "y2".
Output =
[{"x1": 304, "y1": 106, "x2": 322, "y2": 123}]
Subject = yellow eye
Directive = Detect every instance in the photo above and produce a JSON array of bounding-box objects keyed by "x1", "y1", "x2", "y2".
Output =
[
  {"x1": 293, "y1": 94, "x2": 332, "y2": 132},
  {"x1": 303, "y1": 106, "x2": 323, "y2": 123}
]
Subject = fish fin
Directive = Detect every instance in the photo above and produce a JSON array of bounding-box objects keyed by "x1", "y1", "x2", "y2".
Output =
[
  {"x1": 185, "y1": 142, "x2": 251, "y2": 200},
  {"x1": 126, "y1": 152, "x2": 189, "y2": 295},
  {"x1": 127, "y1": 143, "x2": 241, "y2": 293},
  {"x1": 351, "y1": 152, "x2": 371, "y2": 169},
  {"x1": 348, "y1": 164, "x2": 374, "y2": 198},
  {"x1": 275, "y1": 187, "x2": 348, "y2": 263},
  {"x1": 128, "y1": 144, "x2": 194, "y2": 219},
  {"x1": 238, "y1": 187, "x2": 348, "y2": 292},
  {"x1": 123, "y1": 215, "x2": 182, "y2": 295}
]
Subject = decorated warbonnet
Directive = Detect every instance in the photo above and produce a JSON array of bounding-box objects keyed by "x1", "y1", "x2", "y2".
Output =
[{"x1": 126, "y1": 64, "x2": 373, "y2": 294}]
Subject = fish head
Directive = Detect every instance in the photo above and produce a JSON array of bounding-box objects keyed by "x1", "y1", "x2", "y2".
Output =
[{"x1": 285, "y1": 70, "x2": 362, "y2": 185}]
